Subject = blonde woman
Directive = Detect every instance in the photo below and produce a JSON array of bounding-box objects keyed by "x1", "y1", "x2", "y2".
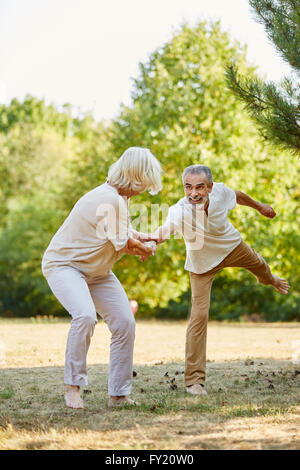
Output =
[{"x1": 41, "y1": 147, "x2": 162, "y2": 409}]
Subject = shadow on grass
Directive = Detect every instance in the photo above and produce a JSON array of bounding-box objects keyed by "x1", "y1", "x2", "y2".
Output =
[{"x1": 0, "y1": 358, "x2": 299, "y2": 433}]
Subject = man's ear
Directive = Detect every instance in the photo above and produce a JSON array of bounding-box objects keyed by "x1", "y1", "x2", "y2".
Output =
[{"x1": 208, "y1": 182, "x2": 213, "y2": 193}]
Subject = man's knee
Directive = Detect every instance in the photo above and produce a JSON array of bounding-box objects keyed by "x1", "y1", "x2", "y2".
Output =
[
  {"x1": 191, "y1": 296, "x2": 210, "y2": 317},
  {"x1": 188, "y1": 313, "x2": 209, "y2": 332},
  {"x1": 187, "y1": 298, "x2": 209, "y2": 334}
]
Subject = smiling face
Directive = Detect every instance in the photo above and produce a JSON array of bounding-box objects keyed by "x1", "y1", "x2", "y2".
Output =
[{"x1": 183, "y1": 172, "x2": 213, "y2": 205}]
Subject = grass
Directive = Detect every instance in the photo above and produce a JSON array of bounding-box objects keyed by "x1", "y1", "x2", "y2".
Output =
[{"x1": 0, "y1": 318, "x2": 299, "y2": 450}]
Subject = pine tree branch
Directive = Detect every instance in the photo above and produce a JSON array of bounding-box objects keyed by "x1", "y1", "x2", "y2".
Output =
[
  {"x1": 288, "y1": 0, "x2": 300, "y2": 16},
  {"x1": 225, "y1": 64, "x2": 300, "y2": 153},
  {"x1": 249, "y1": 0, "x2": 300, "y2": 70},
  {"x1": 226, "y1": 65, "x2": 300, "y2": 129},
  {"x1": 224, "y1": 1, "x2": 300, "y2": 154}
]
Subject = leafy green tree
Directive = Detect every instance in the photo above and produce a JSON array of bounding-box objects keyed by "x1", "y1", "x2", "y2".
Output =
[
  {"x1": 0, "y1": 124, "x2": 75, "y2": 226},
  {"x1": 0, "y1": 194, "x2": 67, "y2": 317},
  {"x1": 225, "y1": 0, "x2": 300, "y2": 154},
  {"x1": 58, "y1": 121, "x2": 113, "y2": 212},
  {"x1": 111, "y1": 20, "x2": 299, "y2": 319},
  {"x1": 0, "y1": 95, "x2": 75, "y2": 135},
  {"x1": 0, "y1": 97, "x2": 112, "y2": 317},
  {"x1": 0, "y1": 22, "x2": 299, "y2": 321}
]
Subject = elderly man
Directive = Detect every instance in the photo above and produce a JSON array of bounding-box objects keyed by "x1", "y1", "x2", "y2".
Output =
[{"x1": 144, "y1": 165, "x2": 290, "y2": 395}]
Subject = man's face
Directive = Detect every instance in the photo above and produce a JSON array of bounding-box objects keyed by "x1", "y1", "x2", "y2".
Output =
[{"x1": 183, "y1": 172, "x2": 213, "y2": 205}]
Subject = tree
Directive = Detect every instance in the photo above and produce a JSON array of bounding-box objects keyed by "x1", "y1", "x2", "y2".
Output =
[
  {"x1": 0, "y1": 96, "x2": 112, "y2": 317},
  {"x1": 0, "y1": 23, "x2": 299, "y2": 320},
  {"x1": 0, "y1": 194, "x2": 66, "y2": 317},
  {"x1": 111, "y1": 20, "x2": 299, "y2": 319},
  {"x1": 0, "y1": 124, "x2": 75, "y2": 226},
  {"x1": 225, "y1": 0, "x2": 300, "y2": 154},
  {"x1": 58, "y1": 120, "x2": 113, "y2": 212},
  {"x1": 0, "y1": 95, "x2": 73, "y2": 136}
]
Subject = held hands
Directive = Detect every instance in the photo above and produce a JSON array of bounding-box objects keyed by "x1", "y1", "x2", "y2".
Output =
[
  {"x1": 126, "y1": 228, "x2": 170, "y2": 262},
  {"x1": 137, "y1": 232, "x2": 164, "y2": 244},
  {"x1": 123, "y1": 237, "x2": 157, "y2": 261},
  {"x1": 139, "y1": 241, "x2": 157, "y2": 262},
  {"x1": 258, "y1": 203, "x2": 276, "y2": 219}
]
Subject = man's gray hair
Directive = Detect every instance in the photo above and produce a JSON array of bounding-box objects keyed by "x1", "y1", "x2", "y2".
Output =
[{"x1": 182, "y1": 165, "x2": 213, "y2": 184}]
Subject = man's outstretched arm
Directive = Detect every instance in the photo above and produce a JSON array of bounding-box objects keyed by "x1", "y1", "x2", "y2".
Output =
[
  {"x1": 137, "y1": 222, "x2": 177, "y2": 244},
  {"x1": 235, "y1": 190, "x2": 276, "y2": 219}
]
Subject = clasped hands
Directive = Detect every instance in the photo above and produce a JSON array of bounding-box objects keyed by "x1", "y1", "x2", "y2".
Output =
[{"x1": 122, "y1": 232, "x2": 160, "y2": 262}]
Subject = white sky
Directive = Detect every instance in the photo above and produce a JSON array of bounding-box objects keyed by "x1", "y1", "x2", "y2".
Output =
[{"x1": 0, "y1": 0, "x2": 291, "y2": 122}]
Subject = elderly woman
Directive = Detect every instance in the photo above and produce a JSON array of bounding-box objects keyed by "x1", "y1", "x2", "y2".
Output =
[{"x1": 41, "y1": 147, "x2": 162, "y2": 409}]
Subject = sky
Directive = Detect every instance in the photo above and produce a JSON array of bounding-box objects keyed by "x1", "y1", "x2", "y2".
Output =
[{"x1": 0, "y1": 0, "x2": 291, "y2": 122}]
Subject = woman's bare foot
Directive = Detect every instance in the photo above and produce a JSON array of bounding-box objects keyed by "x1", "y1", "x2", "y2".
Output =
[
  {"x1": 65, "y1": 385, "x2": 84, "y2": 409},
  {"x1": 271, "y1": 275, "x2": 290, "y2": 294},
  {"x1": 108, "y1": 395, "x2": 140, "y2": 408}
]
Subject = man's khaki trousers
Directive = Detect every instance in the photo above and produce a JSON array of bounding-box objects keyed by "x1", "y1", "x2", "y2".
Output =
[{"x1": 185, "y1": 240, "x2": 274, "y2": 387}]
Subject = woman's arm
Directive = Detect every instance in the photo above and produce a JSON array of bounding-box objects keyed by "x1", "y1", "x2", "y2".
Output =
[{"x1": 137, "y1": 222, "x2": 177, "y2": 244}]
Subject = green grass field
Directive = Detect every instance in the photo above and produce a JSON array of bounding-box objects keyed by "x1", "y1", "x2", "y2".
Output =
[{"x1": 0, "y1": 318, "x2": 299, "y2": 450}]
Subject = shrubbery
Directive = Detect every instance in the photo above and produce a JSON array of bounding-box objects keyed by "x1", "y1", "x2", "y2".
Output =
[{"x1": 0, "y1": 21, "x2": 299, "y2": 321}]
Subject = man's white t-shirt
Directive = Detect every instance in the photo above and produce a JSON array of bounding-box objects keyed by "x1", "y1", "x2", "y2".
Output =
[
  {"x1": 41, "y1": 182, "x2": 130, "y2": 280},
  {"x1": 165, "y1": 182, "x2": 242, "y2": 274}
]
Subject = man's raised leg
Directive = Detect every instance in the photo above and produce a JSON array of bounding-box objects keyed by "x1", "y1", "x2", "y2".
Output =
[{"x1": 221, "y1": 240, "x2": 290, "y2": 294}]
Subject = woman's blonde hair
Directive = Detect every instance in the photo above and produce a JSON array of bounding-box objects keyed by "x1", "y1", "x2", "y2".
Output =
[{"x1": 107, "y1": 147, "x2": 162, "y2": 195}]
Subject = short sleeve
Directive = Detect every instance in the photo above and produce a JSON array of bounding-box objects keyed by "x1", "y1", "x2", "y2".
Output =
[
  {"x1": 95, "y1": 196, "x2": 130, "y2": 251},
  {"x1": 222, "y1": 184, "x2": 236, "y2": 211},
  {"x1": 165, "y1": 203, "x2": 184, "y2": 234}
]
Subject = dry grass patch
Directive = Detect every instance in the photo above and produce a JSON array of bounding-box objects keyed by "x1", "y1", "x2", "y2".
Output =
[{"x1": 0, "y1": 319, "x2": 299, "y2": 449}]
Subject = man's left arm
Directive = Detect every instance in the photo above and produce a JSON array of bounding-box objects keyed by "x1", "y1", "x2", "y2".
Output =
[{"x1": 234, "y1": 190, "x2": 276, "y2": 219}]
